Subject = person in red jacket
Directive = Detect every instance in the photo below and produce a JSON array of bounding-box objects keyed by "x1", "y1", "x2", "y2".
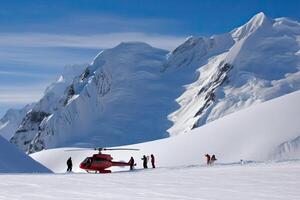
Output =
[
  {"x1": 150, "y1": 154, "x2": 155, "y2": 168},
  {"x1": 205, "y1": 154, "x2": 211, "y2": 165}
]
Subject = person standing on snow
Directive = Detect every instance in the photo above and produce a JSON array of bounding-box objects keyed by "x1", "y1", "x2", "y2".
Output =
[
  {"x1": 210, "y1": 155, "x2": 217, "y2": 164},
  {"x1": 67, "y1": 157, "x2": 73, "y2": 172},
  {"x1": 205, "y1": 154, "x2": 211, "y2": 165},
  {"x1": 141, "y1": 155, "x2": 148, "y2": 168},
  {"x1": 150, "y1": 154, "x2": 155, "y2": 168},
  {"x1": 129, "y1": 157, "x2": 135, "y2": 170}
]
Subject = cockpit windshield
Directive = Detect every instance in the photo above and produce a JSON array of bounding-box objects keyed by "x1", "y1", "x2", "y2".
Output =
[{"x1": 82, "y1": 158, "x2": 90, "y2": 164}]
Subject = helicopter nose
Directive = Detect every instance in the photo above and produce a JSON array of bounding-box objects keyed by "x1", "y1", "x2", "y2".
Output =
[{"x1": 79, "y1": 163, "x2": 84, "y2": 169}]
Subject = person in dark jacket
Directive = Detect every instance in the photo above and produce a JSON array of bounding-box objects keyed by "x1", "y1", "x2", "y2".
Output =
[
  {"x1": 128, "y1": 157, "x2": 135, "y2": 170},
  {"x1": 150, "y1": 154, "x2": 155, "y2": 168},
  {"x1": 67, "y1": 157, "x2": 73, "y2": 172},
  {"x1": 210, "y1": 155, "x2": 217, "y2": 164},
  {"x1": 141, "y1": 155, "x2": 148, "y2": 168},
  {"x1": 205, "y1": 154, "x2": 211, "y2": 165}
]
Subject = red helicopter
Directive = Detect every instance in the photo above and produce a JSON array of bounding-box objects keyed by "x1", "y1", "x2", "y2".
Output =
[{"x1": 68, "y1": 147, "x2": 139, "y2": 173}]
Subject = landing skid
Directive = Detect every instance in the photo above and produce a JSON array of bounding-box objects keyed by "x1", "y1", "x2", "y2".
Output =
[
  {"x1": 86, "y1": 170, "x2": 97, "y2": 174},
  {"x1": 85, "y1": 170, "x2": 111, "y2": 174}
]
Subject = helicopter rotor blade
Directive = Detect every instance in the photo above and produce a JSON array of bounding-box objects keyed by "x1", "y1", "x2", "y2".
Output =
[
  {"x1": 64, "y1": 147, "x2": 140, "y2": 152},
  {"x1": 103, "y1": 148, "x2": 140, "y2": 151},
  {"x1": 64, "y1": 148, "x2": 94, "y2": 152}
]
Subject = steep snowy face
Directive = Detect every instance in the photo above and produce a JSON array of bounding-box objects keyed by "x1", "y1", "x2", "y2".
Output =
[
  {"x1": 11, "y1": 42, "x2": 180, "y2": 153},
  {"x1": 164, "y1": 34, "x2": 234, "y2": 71},
  {"x1": 0, "y1": 104, "x2": 34, "y2": 140},
  {"x1": 168, "y1": 12, "x2": 300, "y2": 135},
  {"x1": 10, "y1": 64, "x2": 86, "y2": 152}
]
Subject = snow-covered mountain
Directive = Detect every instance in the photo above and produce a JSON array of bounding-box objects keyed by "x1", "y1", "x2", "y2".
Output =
[
  {"x1": 0, "y1": 104, "x2": 34, "y2": 140},
  {"x1": 0, "y1": 65, "x2": 86, "y2": 143},
  {"x1": 4, "y1": 12, "x2": 300, "y2": 153},
  {"x1": 167, "y1": 12, "x2": 300, "y2": 135},
  {"x1": 0, "y1": 135, "x2": 51, "y2": 173},
  {"x1": 5, "y1": 64, "x2": 86, "y2": 152},
  {"x1": 11, "y1": 43, "x2": 182, "y2": 153}
]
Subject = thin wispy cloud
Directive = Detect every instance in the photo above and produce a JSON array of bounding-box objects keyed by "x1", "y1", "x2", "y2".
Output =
[
  {"x1": 0, "y1": 85, "x2": 45, "y2": 104},
  {"x1": 0, "y1": 12, "x2": 187, "y2": 118},
  {"x1": 1, "y1": 11, "x2": 182, "y2": 35},
  {"x1": 0, "y1": 32, "x2": 186, "y2": 50},
  {"x1": 47, "y1": 14, "x2": 181, "y2": 34},
  {"x1": 0, "y1": 70, "x2": 52, "y2": 78}
]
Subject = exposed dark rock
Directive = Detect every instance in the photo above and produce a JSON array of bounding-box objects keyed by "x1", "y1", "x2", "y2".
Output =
[
  {"x1": 64, "y1": 85, "x2": 75, "y2": 106},
  {"x1": 29, "y1": 111, "x2": 50, "y2": 123},
  {"x1": 28, "y1": 132, "x2": 45, "y2": 154},
  {"x1": 81, "y1": 67, "x2": 90, "y2": 80},
  {"x1": 192, "y1": 63, "x2": 233, "y2": 129},
  {"x1": 9, "y1": 110, "x2": 50, "y2": 152}
]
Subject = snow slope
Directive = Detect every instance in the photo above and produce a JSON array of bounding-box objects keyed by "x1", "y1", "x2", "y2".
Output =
[
  {"x1": 31, "y1": 90, "x2": 300, "y2": 173},
  {"x1": 0, "y1": 161, "x2": 299, "y2": 200},
  {"x1": 0, "y1": 135, "x2": 51, "y2": 173},
  {"x1": 6, "y1": 12, "x2": 300, "y2": 153}
]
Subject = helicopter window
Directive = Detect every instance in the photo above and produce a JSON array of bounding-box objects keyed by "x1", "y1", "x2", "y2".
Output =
[
  {"x1": 82, "y1": 158, "x2": 90, "y2": 164},
  {"x1": 93, "y1": 157, "x2": 106, "y2": 162}
]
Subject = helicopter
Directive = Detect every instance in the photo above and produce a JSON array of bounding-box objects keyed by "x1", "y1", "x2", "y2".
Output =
[{"x1": 66, "y1": 147, "x2": 139, "y2": 173}]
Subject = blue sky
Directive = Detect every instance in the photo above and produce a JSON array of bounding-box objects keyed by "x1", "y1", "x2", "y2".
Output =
[{"x1": 0, "y1": 0, "x2": 299, "y2": 117}]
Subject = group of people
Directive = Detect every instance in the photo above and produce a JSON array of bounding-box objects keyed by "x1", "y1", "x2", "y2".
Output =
[
  {"x1": 66, "y1": 154, "x2": 156, "y2": 172},
  {"x1": 205, "y1": 154, "x2": 217, "y2": 165},
  {"x1": 67, "y1": 153, "x2": 217, "y2": 172},
  {"x1": 128, "y1": 154, "x2": 155, "y2": 170}
]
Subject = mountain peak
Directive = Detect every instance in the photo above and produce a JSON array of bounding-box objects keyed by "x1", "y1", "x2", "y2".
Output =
[
  {"x1": 231, "y1": 12, "x2": 272, "y2": 40},
  {"x1": 115, "y1": 41, "x2": 154, "y2": 50},
  {"x1": 251, "y1": 12, "x2": 268, "y2": 23},
  {"x1": 168, "y1": 36, "x2": 208, "y2": 57},
  {"x1": 95, "y1": 41, "x2": 167, "y2": 60}
]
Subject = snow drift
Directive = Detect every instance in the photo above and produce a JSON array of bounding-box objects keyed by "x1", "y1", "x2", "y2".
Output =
[
  {"x1": 31, "y1": 90, "x2": 300, "y2": 173},
  {"x1": 0, "y1": 135, "x2": 51, "y2": 173}
]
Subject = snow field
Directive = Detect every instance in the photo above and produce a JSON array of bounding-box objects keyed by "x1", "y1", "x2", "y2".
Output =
[{"x1": 0, "y1": 161, "x2": 299, "y2": 200}]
